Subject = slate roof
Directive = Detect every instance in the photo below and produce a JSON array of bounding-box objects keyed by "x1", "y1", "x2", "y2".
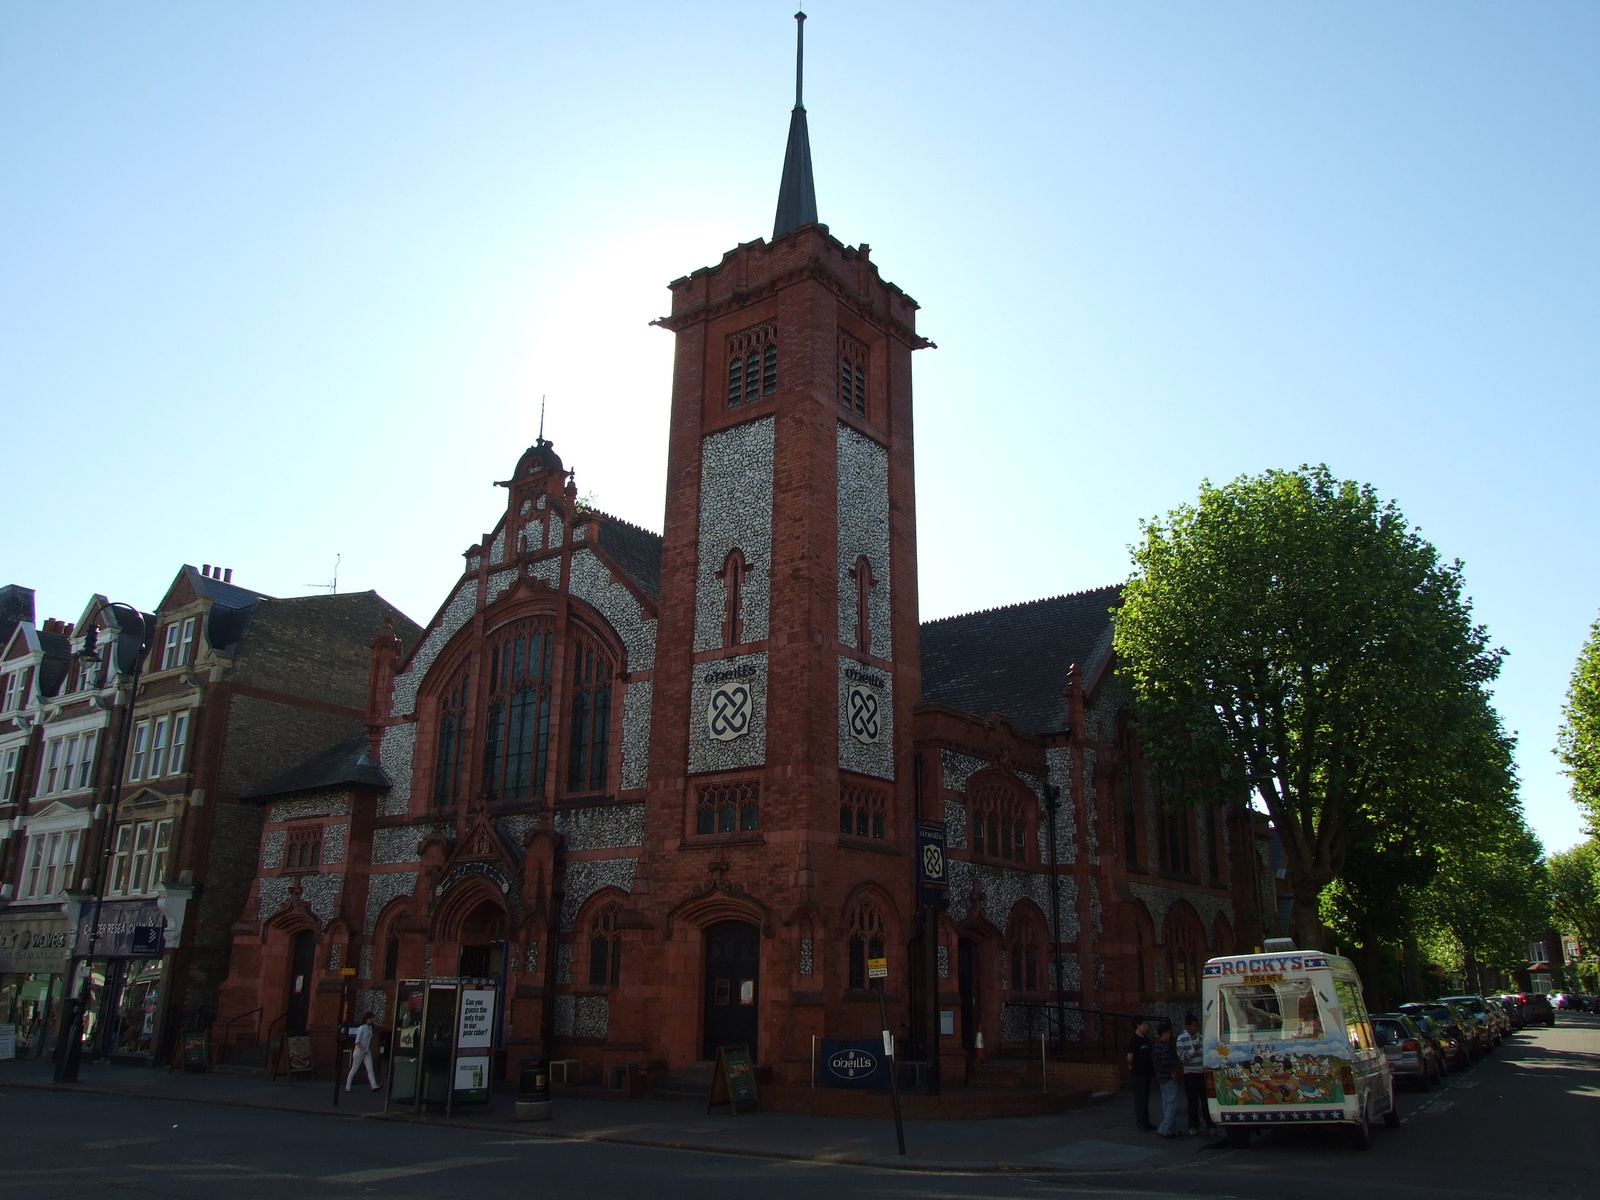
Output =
[
  {"x1": 36, "y1": 630, "x2": 72, "y2": 698},
  {"x1": 241, "y1": 731, "x2": 390, "y2": 802},
  {"x1": 594, "y1": 514, "x2": 663, "y2": 604},
  {"x1": 918, "y1": 585, "x2": 1122, "y2": 737},
  {"x1": 187, "y1": 565, "x2": 272, "y2": 655}
]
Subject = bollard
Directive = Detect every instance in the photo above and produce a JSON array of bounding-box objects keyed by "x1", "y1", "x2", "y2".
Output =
[{"x1": 515, "y1": 1055, "x2": 552, "y2": 1121}]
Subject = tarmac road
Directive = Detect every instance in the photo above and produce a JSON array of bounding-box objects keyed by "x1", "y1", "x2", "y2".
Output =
[{"x1": 1, "y1": 1016, "x2": 1593, "y2": 1200}]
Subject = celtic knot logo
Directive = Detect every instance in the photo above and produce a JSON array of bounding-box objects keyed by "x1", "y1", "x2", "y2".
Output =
[
  {"x1": 847, "y1": 684, "x2": 880, "y2": 745},
  {"x1": 707, "y1": 683, "x2": 751, "y2": 742},
  {"x1": 921, "y1": 842, "x2": 945, "y2": 883}
]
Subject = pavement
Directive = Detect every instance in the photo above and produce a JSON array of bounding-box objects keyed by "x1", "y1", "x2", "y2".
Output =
[{"x1": 2, "y1": 1015, "x2": 1597, "y2": 1194}]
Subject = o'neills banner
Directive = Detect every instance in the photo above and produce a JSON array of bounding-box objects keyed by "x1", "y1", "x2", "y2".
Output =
[
  {"x1": 817, "y1": 1038, "x2": 892, "y2": 1090},
  {"x1": 0, "y1": 915, "x2": 74, "y2": 973}
]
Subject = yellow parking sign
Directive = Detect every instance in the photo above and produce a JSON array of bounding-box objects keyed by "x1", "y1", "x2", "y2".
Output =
[{"x1": 867, "y1": 957, "x2": 888, "y2": 980}]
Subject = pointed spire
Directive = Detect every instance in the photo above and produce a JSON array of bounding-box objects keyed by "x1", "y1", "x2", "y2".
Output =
[{"x1": 773, "y1": 11, "x2": 817, "y2": 239}]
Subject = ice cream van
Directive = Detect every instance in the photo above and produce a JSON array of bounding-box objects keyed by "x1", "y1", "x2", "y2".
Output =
[{"x1": 1202, "y1": 939, "x2": 1396, "y2": 1149}]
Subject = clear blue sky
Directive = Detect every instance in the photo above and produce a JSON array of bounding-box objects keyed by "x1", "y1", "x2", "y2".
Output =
[{"x1": 4, "y1": 3, "x2": 1596, "y2": 851}]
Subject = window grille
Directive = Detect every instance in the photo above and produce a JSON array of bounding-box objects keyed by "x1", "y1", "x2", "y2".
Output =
[
  {"x1": 847, "y1": 902, "x2": 885, "y2": 990},
  {"x1": 433, "y1": 668, "x2": 470, "y2": 808},
  {"x1": 837, "y1": 332, "x2": 867, "y2": 415},
  {"x1": 285, "y1": 824, "x2": 322, "y2": 872},
  {"x1": 567, "y1": 633, "x2": 614, "y2": 794},
  {"x1": 838, "y1": 781, "x2": 887, "y2": 840},
  {"x1": 969, "y1": 779, "x2": 1030, "y2": 863},
  {"x1": 588, "y1": 904, "x2": 622, "y2": 986},
  {"x1": 726, "y1": 323, "x2": 777, "y2": 410},
  {"x1": 482, "y1": 619, "x2": 555, "y2": 801},
  {"x1": 696, "y1": 778, "x2": 760, "y2": 835}
]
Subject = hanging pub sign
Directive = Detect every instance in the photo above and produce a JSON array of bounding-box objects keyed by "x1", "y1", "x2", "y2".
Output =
[
  {"x1": 816, "y1": 1038, "x2": 891, "y2": 1090},
  {"x1": 915, "y1": 819, "x2": 949, "y2": 909}
]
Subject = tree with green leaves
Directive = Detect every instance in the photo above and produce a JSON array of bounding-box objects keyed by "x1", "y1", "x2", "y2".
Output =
[
  {"x1": 1421, "y1": 816, "x2": 1547, "y2": 993},
  {"x1": 1557, "y1": 614, "x2": 1600, "y2": 836},
  {"x1": 1547, "y1": 840, "x2": 1600, "y2": 959},
  {"x1": 1115, "y1": 465, "x2": 1506, "y2": 950},
  {"x1": 1322, "y1": 691, "x2": 1519, "y2": 1003}
]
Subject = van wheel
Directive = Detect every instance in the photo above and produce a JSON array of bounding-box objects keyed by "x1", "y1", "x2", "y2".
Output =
[
  {"x1": 1348, "y1": 1102, "x2": 1371, "y2": 1151},
  {"x1": 1224, "y1": 1127, "x2": 1250, "y2": 1149},
  {"x1": 1383, "y1": 1096, "x2": 1401, "y2": 1130}
]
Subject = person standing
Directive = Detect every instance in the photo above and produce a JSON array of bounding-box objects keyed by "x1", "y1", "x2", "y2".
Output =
[
  {"x1": 345, "y1": 1012, "x2": 380, "y2": 1092},
  {"x1": 1126, "y1": 1017, "x2": 1155, "y2": 1131},
  {"x1": 1153, "y1": 1021, "x2": 1182, "y2": 1137},
  {"x1": 1177, "y1": 1012, "x2": 1212, "y2": 1135}
]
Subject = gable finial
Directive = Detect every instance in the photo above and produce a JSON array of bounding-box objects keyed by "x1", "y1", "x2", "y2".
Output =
[{"x1": 794, "y1": 10, "x2": 806, "y2": 110}]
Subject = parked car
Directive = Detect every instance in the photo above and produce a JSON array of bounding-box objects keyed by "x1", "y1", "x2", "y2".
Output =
[
  {"x1": 1441, "y1": 994, "x2": 1504, "y2": 1046},
  {"x1": 1520, "y1": 993, "x2": 1556, "y2": 1026},
  {"x1": 1491, "y1": 994, "x2": 1528, "y2": 1030},
  {"x1": 1373, "y1": 1014, "x2": 1443, "y2": 1089},
  {"x1": 1399, "y1": 1002, "x2": 1480, "y2": 1066},
  {"x1": 1407, "y1": 1012, "x2": 1462, "y2": 1072}
]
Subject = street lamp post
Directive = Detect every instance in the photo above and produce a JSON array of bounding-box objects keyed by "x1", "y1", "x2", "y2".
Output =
[{"x1": 54, "y1": 603, "x2": 156, "y2": 1083}]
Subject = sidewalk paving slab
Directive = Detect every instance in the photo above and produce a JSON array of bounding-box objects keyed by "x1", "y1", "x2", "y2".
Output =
[{"x1": 0, "y1": 1057, "x2": 1220, "y2": 1175}]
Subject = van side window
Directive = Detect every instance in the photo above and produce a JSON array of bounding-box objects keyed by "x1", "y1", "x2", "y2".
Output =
[{"x1": 1335, "y1": 979, "x2": 1375, "y2": 1051}]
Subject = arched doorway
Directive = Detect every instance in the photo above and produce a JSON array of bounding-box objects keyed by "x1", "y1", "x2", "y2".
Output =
[
  {"x1": 286, "y1": 931, "x2": 315, "y2": 1036},
  {"x1": 457, "y1": 899, "x2": 508, "y2": 979},
  {"x1": 702, "y1": 921, "x2": 759, "y2": 1059}
]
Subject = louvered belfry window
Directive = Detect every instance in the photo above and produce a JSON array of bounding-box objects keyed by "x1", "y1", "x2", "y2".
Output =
[
  {"x1": 726, "y1": 323, "x2": 777, "y2": 409},
  {"x1": 483, "y1": 618, "x2": 555, "y2": 801},
  {"x1": 838, "y1": 331, "x2": 867, "y2": 415}
]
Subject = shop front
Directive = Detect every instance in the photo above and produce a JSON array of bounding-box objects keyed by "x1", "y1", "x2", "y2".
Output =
[
  {"x1": 72, "y1": 899, "x2": 169, "y2": 1063},
  {"x1": 0, "y1": 909, "x2": 75, "y2": 1059}
]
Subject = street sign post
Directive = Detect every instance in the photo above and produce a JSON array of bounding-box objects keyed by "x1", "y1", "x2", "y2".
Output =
[{"x1": 872, "y1": 961, "x2": 906, "y2": 1156}]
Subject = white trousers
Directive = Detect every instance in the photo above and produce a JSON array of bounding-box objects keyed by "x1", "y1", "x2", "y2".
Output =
[{"x1": 346, "y1": 1046, "x2": 378, "y2": 1089}]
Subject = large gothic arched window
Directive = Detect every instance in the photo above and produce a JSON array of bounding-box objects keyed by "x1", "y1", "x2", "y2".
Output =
[
  {"x1": 433, "y1": 667, "x2": 469, "y2": 808},
  {"x1": 482, "y1": 618, "x2": 555, "y2": 801},
  {"x1": 566, "y1": 630, "x2": 614, "y2": 795}
]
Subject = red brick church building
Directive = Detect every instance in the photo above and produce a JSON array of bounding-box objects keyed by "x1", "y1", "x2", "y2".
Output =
[{"x1": 216, "y1": 25, "x2": 1271, "y2": 1085}]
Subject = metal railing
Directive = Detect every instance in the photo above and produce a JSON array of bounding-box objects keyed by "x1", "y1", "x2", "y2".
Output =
[
  {"x1": 212, "y1": 1007, "x2": 264, "y2": 1064},
  {"x1": 999, "y1": 1002, "x2": 1160, "y2": 1064}
]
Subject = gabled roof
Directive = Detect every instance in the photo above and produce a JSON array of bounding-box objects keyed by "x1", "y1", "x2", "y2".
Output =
[
  {"x1": 240, "y1": 731, "x2": 389, "y2": 802},
  {"x1": 592, "y1": 513, "x2": 663, "y2": 604},
  {"x1": 918, "y1": 586, "x2": 1122, "y2": 737}
]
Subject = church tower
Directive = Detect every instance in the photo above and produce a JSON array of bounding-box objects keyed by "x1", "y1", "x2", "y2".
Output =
[{"x1": 639, "y1": 13, "x2": 930, "y2": 1071}]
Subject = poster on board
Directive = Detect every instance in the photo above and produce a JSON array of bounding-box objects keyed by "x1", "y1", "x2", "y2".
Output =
[
  {"x1": 454, "y1": 1055, "x2": 490, "y2": 1091},
  {"x1": 457, "y1": 989, "x2": 495, "y2": 1049}
]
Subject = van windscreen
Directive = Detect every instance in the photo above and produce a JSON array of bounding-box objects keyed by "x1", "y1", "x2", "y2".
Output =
[{"x1": 1218, "y1": 979, "x2": 1325, "y2": 1043}]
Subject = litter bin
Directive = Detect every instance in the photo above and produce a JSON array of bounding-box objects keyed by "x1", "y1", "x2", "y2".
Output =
[{"x1": 516, "y1": 1055, "x2": 552, "y2": 1121}]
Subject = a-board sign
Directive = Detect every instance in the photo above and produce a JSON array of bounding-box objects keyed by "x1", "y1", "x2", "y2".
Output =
[
  {"x1": 0, "y1": 1023, "x2": 15, "y2": 1060},
  {"x1": 707, "y1": 1044, "x2": 759, "y2": 1114},
  {"x1": 284, "y1": 1035, "x2": 314, "y2": 1075},
  {"x1": 867, "y1": 957, "x2": 888, "y2": 980},
  {"x1": 182, "y1": 1031, "x2": 208, "y2": 1072}
]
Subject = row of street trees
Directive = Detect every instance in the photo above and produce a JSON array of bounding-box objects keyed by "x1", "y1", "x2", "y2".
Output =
[
  {"x1": 1551, "y1": 614, "x2": 1600, "y2": 991},
  {"x1": 1112, "y1": 465, "x2": 1547, "y2": 1006}
]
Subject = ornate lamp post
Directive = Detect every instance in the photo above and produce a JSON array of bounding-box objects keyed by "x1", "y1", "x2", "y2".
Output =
[{"x1": 54, "y1": 603, "x2": 155, "y2": 1083}]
